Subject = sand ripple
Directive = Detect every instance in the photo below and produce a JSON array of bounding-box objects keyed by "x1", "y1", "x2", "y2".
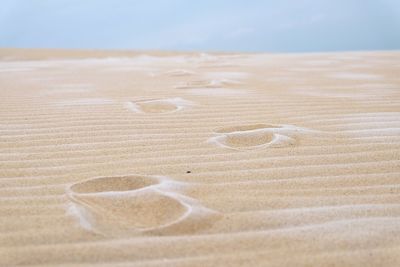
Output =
[{"x1": 1, "y1": 50, "x2": 399, "y2": 266}]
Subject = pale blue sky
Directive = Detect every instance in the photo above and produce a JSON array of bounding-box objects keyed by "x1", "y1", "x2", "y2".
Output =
[{"x1": 1, "y1": 0, "x2": 399, "y2": 52}]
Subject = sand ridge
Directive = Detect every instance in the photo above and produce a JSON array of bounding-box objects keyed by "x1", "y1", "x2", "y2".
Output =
[{"x1": 0, "y1": 49, "x2": 400, "y2": 266}]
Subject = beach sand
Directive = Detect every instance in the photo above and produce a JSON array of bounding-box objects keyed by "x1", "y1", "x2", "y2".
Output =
[{"x1": 1, "y1": 49, "x2": 400, "y2": 266}]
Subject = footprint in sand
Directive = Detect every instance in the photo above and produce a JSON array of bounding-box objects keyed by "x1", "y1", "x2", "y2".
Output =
[
  {"x1": 125, "y1": 97, "x2": 193, "y2": 114},
  {"x1": 174, "y1": 80, "x2": 219, "y2": 89},
  {"x1": 164, "y1": 69, "x2": 195, "y2": 77},
  {"x1": 209, "y1": 123, "x2": 309, "y2": 150},
  {"x1": 175, "y1": 79, "x2": 241, "y2": 90},
  {"x1": 66, "y1": 175, "x2": 220, "y2": 236}
]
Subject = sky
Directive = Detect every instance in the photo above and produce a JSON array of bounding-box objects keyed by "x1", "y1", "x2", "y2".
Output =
[{"x1": 0, "y1": 0, "x2": 400, "y2": 52}]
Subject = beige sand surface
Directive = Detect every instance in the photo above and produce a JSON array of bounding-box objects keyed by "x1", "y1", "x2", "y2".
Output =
[{"x1": 0, "y1": 49, "x2": 400, "y2": 266}]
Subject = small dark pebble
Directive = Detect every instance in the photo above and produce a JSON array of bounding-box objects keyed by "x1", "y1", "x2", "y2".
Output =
[{"x1": 186, "y1": 171, "x2": 191, "y2": 174}]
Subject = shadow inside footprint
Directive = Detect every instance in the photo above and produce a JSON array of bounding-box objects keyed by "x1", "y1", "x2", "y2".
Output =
[
  {"x1": 126, "y1": 98, "x2": 192, "y2": 114},
  {"x1": 67, "y1": 175, "x2": 219, "y2": 236},
  {"x1": 70, "y1": 175, "x2": 158, "y2": 193},
  {"x1": 224, "y1": 131, "x2": 275, "y2": 148},
  {"x1": 136, "y1": 100, "x2": 178, "y2": 113},
  {"x1": 209, "y1": 124, "x2": 299, "y2": 150}
]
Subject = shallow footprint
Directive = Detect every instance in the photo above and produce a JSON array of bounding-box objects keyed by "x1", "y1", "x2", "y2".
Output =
[
  {"x1": 125, "y1": 97, "x2": 192, "y2": 114},
  {"x1": 67, "y1": 175, "x2": 220, "y2": 236},
  {"x1": 174, "y1": 80, "x2": 218, "y2": 89},
  {"x1": 209, "y1": 124, "x2": 305, "y2": 150},
  {"x1": 164, "y1": 69, "x2": 195, "y2": 77},
  {"x1": 175, "y1": 79, "x2": 240, "y2": 89},
  {"x1": 215, "y1": 124, "x2": 277, "y2": 133}
]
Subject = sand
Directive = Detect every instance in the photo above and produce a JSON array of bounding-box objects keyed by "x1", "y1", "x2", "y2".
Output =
[{"x1": 0, "y1": 49, "x2": 400, "y2": 266}]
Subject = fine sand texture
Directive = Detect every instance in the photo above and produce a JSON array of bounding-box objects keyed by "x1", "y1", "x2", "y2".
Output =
[{"x1": 1, "y1": 49, "x2": 400, "y2": 266}]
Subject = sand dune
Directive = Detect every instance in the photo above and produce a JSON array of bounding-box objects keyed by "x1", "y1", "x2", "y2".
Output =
[{"x1": 0, "y1": 49, "x2": 399, "y2": 266}]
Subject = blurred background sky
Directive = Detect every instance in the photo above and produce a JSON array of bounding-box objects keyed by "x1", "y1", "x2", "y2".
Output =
[{"x1": 1, "y1": 0, "x2": 400, "y2": 52}]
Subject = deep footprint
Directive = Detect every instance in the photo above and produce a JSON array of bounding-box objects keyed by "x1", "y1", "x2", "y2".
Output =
[
  {"x1": 209, "y1": 124, "x2": 301, "y2": 150},
  {"x1": 126, "y1": 97, "x2": 192, "y2": 114},
  {"x1": 67, "y1": 175, "x2": 220, "y2": 236}
]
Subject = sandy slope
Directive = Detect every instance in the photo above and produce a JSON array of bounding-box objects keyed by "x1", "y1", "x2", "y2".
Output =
[{"x1": 0, "y1": 49, "x2": 399, "y2": 266}]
